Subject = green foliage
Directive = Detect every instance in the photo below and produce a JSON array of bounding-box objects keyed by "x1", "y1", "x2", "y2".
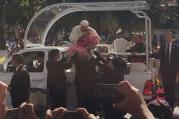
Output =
[
  {"x1": 0, "y1": 0, "x2": 45, "y2": 50},
  {"x1": 0, "y1": 0, "x2": 45, "y2": 28},
  {"x1": 147, "y1": 0, "x2": 179, "y2": 28},
  {"x1": 0, "y1": 0, "x2": 178, "y2": 48},
  {"x1": 18, "y1": 0, "x2": 29, "y2": 7}
]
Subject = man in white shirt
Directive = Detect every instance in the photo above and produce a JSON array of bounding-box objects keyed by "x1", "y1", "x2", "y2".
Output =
[{"x1": 69, "y1": 20, "x2": 98, "y2": 44}]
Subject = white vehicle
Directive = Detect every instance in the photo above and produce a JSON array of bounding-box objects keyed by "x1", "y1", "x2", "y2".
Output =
[
  {"x1": 0, "y1": 46, "x2": 69, "y2": 107},
  {"x1": 23, "y1": 1, "x2": 154, "y2": 97},
  {"x1": 0, "y1": 1, "x2": 156, "y2": 107},
  {"x1": 0, "y1": 46, "x2": 69, "y2": 88}
]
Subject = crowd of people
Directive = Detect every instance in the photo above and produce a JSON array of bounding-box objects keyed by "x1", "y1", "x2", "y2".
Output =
[
  {"x1": 0, "y1": 80, "x2": 155, "y2": 119},
  {"x1": 0, "y1": 20, "x2": 154, "y2": 119},
  {"x1": 0, "y1": 20, "x2": 178, "y2": 119},
  {"x1": 6, "y1": 26, "x2": 25, "y2": 57}
]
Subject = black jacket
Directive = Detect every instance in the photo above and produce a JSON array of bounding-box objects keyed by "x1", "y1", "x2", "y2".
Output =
[
  {"x1": 9, "y1": 65, "x2": 30, "y2": 107},
  {"x1": 46, "y1": 59, "x2": 71, "y2": 89},
  {"x1": 158, "y1": 43, "x2": 179, "y2": 74}
]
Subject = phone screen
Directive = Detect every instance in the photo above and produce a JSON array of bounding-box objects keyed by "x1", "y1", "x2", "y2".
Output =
[
  {"x1": 94, "y1": 83, "x2": 123, "y2": 103},
  {"x1": 62, "y1": 111, "x2": 84, "y2": 119},
  {"x1": 6, "y1": 108, "x2": 18, "y2": 119}
]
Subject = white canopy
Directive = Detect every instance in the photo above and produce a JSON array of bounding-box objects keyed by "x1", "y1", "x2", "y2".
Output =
[
  {"x1": 24, "y1": 1, "x2": 152, "y2": 71},
  {"x1": 24, "y1": 1, "x2": 150, "y2": 47}
]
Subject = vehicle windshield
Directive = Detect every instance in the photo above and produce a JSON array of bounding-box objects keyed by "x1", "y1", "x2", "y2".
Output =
[
  {"x1": 24, "y1": 1, "x2": 151, "y2": 72},
  {"x1": 24, "y1": 1, "x2": 149, "y2": 47}
]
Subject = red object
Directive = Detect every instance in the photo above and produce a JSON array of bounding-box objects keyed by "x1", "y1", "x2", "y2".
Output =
[
  {"x1": 143, "y1": 80, "x2": 153, "y2": 95},
  {"x1": 156, "y1": 88, "x2": 165, "y2": 100}
]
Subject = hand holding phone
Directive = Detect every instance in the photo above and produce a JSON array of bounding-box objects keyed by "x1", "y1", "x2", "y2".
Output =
[
  {"x1": 6, "y1": 108, "x2": 18, "y2": 119},
  {"x1": 93, "y1": 83, "x2": 125, "y2": 103},
  {"x1": 62, "y1": 111, "x2": 84, "y2": 119}
]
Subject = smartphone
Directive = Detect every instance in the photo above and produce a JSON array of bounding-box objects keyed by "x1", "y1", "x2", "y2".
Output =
[
  {"x1": 93, "y1": 83, "x2": 124, "y2": 103},
  {"x1": 6, "y1": 108, "x2": 19, "y2": 119},
  {"x1": 62, "y1": 111, "x2": 84, "y2": 119}
]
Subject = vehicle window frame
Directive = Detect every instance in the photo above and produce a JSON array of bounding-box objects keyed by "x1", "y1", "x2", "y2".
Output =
[
  {"x1": 23, "y1": 51, "x2": 45, "y2": 72},
  {"x1": 6, "y1": 51, "x2": 45, "y2": 73}
]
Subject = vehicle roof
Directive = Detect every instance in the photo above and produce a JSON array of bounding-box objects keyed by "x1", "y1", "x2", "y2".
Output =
[{"x1": 24, "y1": 1, "x2": 149, "y2": 47}]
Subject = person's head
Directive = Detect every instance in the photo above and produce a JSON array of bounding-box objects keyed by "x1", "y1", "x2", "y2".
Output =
[
  {"x1": 165, "y1": 31, "x2": 174, "y2": 43},
  {"x1": 16, "y1": 44, "x2": 21, "y2": 51},
  {"x1": 80, "y1": 20, "x2": 89, "y2": 32},
  {"x1": 48, "y1": 49, "x2": 60, "y2": 60},
  {"x1": 132, "y1": 34, "x2": 144, "y2": 44},
  {"x1": 12, "y1": 53, "x2": 24, "y2": 67},
  {"x1": 85, "y1": 38, "x2": 98, "y2": 50},
  {"x1": 83, "y1": 34, "x2": 100, "y2": 51},
  {"x1": 148, "y1": 99, "x2": 173, "y2": 119},
  {"x1": 37, "y1": 52, "x2": 44, "y2": 63}
]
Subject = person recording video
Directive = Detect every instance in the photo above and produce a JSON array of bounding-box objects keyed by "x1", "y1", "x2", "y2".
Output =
[{"x1": 96, "y1": 56, "x2": 127, "y2": 119}]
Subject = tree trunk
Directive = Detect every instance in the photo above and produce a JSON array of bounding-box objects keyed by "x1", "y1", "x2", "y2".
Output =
[{"x1": 0, "y1": 27, "x2": 6, "y2": 50}]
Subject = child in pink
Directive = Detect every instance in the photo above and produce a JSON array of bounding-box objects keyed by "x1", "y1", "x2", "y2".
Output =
[{"x1": 68, "y1": 32, "x2": 100, "y2": 60}]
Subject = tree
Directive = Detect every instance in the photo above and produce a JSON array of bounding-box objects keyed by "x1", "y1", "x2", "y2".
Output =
[
  {"x1": 0, "y1": 0, "x2": 46, "y2": 49},
  {"x1": 147, "y1": 0, "x2": 179, "y2": 28}
]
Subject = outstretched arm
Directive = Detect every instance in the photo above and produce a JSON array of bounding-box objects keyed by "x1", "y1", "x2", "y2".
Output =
[{"x1": 113, "y1": 81, "x2": 155, "y2": 119}]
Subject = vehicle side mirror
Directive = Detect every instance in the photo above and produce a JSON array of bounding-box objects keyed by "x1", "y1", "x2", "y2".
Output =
[{"x1": 0, "y1": 64, "x2": 4, "y2": 72}]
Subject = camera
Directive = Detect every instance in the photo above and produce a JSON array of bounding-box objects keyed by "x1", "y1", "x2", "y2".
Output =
[
  {"x1": 93, "y1": 83, "x2": 124, "y2": 103},
  {"x1": 62, "y1": 111, "x2": 84, "y2": 119}
]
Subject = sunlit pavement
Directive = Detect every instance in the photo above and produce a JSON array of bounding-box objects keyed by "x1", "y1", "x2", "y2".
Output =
[{"x1": 0, "y1": 56, "x2": 6, "y2": 64}]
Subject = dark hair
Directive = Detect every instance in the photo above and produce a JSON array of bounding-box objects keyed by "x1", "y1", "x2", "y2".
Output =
[
  {"x1": 48, "y1": 49, "x2": 59, "y2": 60},
  {"x1": 12, "y1": 53, "x2": 24, "y2": 64},
  {"x1": 165, "y1": 31, "x2": 173, "y2": 38},
  {"x1": 37, "y1": 52, "x2": 44, "y2": 58},
  {"x1": 111, "y1": 56, "x2": 127, "y2": 71},
  {"x1": 148, "y1": 99, "x2": 173, "y2": 119}
]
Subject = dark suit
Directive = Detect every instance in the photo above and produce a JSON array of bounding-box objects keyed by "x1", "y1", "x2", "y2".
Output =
[
  {"x1": 158, "y1": 43, "x2": 179, "y2": 108},
  {"x1": 46, "y1": 59, "x2": 71, "y2": 109},
  {"x1": 9, "y1": 65, "x2": 30, "y2": 108},
  {"x1": 74, "y1": 57, "x2": 99, "y2": 113}
]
